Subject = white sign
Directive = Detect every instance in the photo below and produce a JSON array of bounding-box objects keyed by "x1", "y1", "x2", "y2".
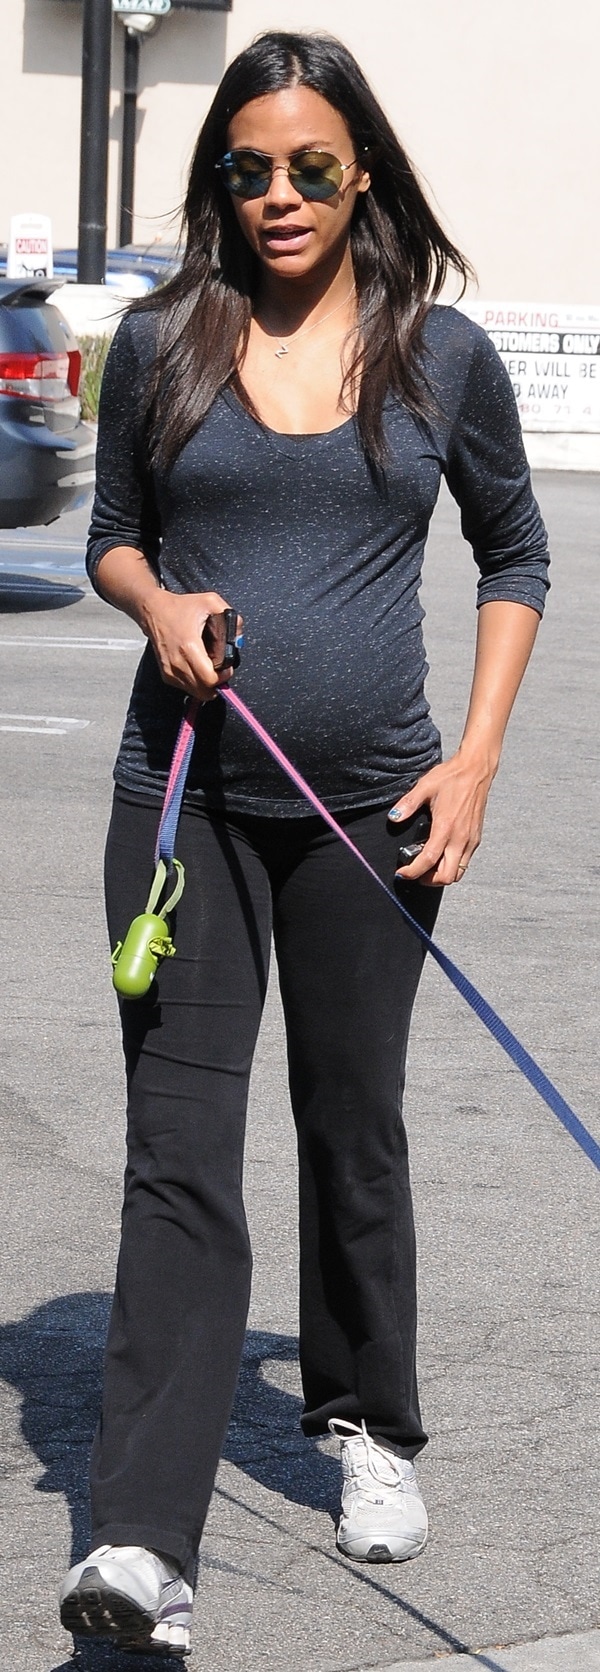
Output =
[
  {"x1": 463, "y1": 301, "x2": 600, "y2": 433},
  {"x1": 7, "y1": 212, "x2": 53, "y2": 279},
  {"x1": 112, "y1": 0, "x2": 171, "y2": 14}
]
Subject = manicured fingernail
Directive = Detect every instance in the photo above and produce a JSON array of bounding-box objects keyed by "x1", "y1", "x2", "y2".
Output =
[{"x1": 388, "y1": 808, "x2": 403, "y2": 821}]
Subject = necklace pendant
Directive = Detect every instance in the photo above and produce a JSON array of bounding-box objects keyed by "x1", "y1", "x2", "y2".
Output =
[{"x1": 275, "y1": 344, "x2": 288, "y2": 358}]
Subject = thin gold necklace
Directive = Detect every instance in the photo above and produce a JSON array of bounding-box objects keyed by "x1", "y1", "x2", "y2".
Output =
[{"x1": 256, "y1": 284, "x2": 357, "y2": 359}]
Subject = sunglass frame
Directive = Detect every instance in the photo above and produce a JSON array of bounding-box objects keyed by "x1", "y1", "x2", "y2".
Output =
[{"x1": 215, "y1": 148, "x2": 360, "y2": 201}]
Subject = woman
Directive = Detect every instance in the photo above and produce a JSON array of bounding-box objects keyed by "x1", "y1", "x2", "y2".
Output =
[{"x1": 59, "y1": 30, "x2": 549, "y2": 1659}]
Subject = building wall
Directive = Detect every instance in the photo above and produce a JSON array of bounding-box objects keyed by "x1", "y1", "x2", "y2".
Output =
[{"x1": 1, "y1": 0, "x2": 599, "y2": 303}]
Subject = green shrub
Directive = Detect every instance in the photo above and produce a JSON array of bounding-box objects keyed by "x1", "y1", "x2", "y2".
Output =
[{"x1": 78, "y1": 334, "x2": 112, "y2": 421}]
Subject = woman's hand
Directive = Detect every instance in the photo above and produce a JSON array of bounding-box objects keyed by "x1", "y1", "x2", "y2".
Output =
[
  {"x1": 142, "y1": 589, "x2": 237, "y2": 701},
  {"x1": 390, "y1": 599, "x2": 542, "y2": 886},
  {"x1": 389, "y1": 748, "x2": 495, "y2": 886},
  {"x1": 94, "y1": 548, "x2": 240, "y2": 703}
]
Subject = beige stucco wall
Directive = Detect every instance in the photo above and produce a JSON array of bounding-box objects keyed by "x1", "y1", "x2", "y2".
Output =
[{"x1": 2, "y1": 0, "x2": 599, "y2": 302}]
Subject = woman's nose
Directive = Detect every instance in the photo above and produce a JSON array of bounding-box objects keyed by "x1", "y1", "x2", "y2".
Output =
[{"x1": 263, "y1": 164, "x2": 303, "y2": 209}]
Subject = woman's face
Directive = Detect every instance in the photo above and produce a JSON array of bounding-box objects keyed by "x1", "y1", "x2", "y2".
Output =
[{"x1": 224, "y1": 86, "x2": 370, "y2": 282}]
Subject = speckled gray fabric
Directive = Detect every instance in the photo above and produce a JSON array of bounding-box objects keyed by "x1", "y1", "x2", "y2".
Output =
[{"x1": 87, "y1": 304, "x2": 550, "y2": 815}]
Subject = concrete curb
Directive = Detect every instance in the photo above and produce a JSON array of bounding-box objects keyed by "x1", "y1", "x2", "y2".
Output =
[{"x1": 356, "y1": 1627, "x2": 600, "y2": 1671}]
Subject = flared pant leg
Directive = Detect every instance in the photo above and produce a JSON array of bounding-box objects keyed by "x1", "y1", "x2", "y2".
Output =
[
  {"x1": 90, "y1": 793, "x2": 272, "y2": 1580},
  {"x1": 272, "y1": 806, "x2": 442, "y2": 1458}
]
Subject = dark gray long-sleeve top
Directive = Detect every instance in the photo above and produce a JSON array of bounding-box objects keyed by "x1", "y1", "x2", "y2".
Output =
[{"x1": 87, "y1": 304, "x2": 550, "y2": 815}]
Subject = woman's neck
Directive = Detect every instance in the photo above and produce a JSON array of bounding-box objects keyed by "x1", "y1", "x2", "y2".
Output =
[{"x1": 255, "y1": 248, "x2": 356, "y2": 335}]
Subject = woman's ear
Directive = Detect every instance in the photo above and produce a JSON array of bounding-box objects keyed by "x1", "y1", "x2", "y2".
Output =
[{"x1": 356, "y1": 147, "x2": 373, "y2": 194}]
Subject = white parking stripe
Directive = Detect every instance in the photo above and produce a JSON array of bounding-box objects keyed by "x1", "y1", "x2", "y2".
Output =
[
  {"x1": 0, "y1": 725, "x2": 78, "y2": 734},
  {"x1": 0, "y1": 636, "x2": 141, "y2": 648},
  {"x1": 0, "y1": 539, "x2": 83, "y2": 551},
  {"x1": 0, "y1": 564, "x2": 86, "y2": 574},
  {"x1": 0, "y1": 713, "x2": 90, "y2": 735}
]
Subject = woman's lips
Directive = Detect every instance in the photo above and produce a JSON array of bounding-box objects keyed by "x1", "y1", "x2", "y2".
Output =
[{"x1": 260, "y1": 226, "x2": 312, "y2": 252}]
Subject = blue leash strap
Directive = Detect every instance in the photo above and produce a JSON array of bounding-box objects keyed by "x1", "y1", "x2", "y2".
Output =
[
  {"x1": 409, "y1": 934, "x2": 600, "y2": 1171},
  {"x1": 221, "y1": 685, "x2": 600, "y2": 1176},
  {"x1": 154, "y1": 700, "x2": 199, "y2": 866}
]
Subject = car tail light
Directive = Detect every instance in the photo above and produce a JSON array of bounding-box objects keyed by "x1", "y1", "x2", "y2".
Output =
[
  {"x1": 67, "y1": 348, "x2": 82, "y2": 396},
  {"x1": 0, "y1": 350, "x2": 71, "y2": 401}
]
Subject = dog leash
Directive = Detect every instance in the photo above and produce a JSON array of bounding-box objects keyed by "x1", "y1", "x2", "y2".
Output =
[
  {"x1": 222, "y1": 687, "x2": 600, "y2": 1176},
  {"x1": 116, "y1": 686, "x2": 600, "y2": 1175}
]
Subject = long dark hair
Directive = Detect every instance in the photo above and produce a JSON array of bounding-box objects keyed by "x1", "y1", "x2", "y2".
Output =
[{"x1": 139, "y1": 31, "x2": 473, "y2": 472}]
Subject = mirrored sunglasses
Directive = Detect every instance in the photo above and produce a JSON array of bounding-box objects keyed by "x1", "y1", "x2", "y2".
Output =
[{"x1": 216, "y1": 148, "x2": 360, "y2": 202}]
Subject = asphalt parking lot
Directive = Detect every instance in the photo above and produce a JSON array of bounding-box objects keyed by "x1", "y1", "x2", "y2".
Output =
[{"x1": 0, "y1": 475, "x2": 599, "y2": 1672}]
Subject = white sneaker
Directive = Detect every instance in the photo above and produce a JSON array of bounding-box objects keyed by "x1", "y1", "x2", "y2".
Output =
[
  {"x1": 59, "y1": 1543, "x2": 193, "y2": 1657},
  {"x1": 329, "y1": 1419, "x2": 428, "y2": 1562}
]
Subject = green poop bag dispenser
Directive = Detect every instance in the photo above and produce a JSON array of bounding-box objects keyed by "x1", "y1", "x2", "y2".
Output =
[{"x1": 111, "y1": 858, "x2": 185, "y2": 999}]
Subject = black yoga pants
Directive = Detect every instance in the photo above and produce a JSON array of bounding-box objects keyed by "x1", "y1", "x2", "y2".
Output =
[{"x1": 90, "y1": 789, "x2": 442, "y2": 1580}]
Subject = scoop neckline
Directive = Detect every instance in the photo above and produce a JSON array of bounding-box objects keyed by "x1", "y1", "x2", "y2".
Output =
[{"x1": 222, "y1": 385, "x2": 357, "y2": 447}]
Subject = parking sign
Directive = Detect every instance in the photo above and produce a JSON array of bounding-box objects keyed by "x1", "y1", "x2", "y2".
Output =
[
  {"x1": 7, "y1": 213, "x2": 54, "y2": 279},
  {"x1": 112, "y1": 0, "x2": 171, "y2": 13}
]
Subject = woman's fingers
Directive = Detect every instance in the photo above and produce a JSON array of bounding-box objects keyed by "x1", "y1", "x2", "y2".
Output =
[
  {"x1": 146, "y1": 590, "x2": 236, "y2": 699},
  {"x1": 399, "y1": 830, "x2": 481, "y2": 886},
  {"x1": 160, "y1": 651, "x2": 221, "y2": 700},
  {"x1": 389, "y1": 779, "x2": 433, "y2": 823},
  {"x1": 153, "y1": 634, "x2": 221, "y2": 699},
  {"x1": 392, "y1": 756, "x2": 489, "y2": 886},
  {"x1": 419, "y1": 842, "x2": 477, "y2": 887},
  {"x1": 398, "y1": 819, "x2": 481, "y2": 885}
]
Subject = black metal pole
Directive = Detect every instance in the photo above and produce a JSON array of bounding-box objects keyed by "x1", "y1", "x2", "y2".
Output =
[
  {"x1": 119, "y1": 28, "x2": 140, "y2": 246},
  {"x1": 77, "y1": 0, "x2": 113, "y2": 283}
]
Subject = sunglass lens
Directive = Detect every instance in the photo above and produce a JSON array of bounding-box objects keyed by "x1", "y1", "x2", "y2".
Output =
[
  {"x1": 221, "y1": 152, "x2": 271, "y2": 198},
  {"x1": 289, "y1": 152, "x2": 343, "y2": 200},
  {"x1": 218, "y1": 149, "x2": 347, "y2": 201}
]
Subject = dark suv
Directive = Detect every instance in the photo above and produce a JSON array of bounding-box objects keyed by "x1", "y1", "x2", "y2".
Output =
[{"x1": 0, "y1": 277, "x2": 95, "y2": 527}]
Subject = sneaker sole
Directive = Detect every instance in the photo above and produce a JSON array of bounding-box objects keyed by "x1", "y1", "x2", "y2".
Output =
[
  {"x1": 60, "y1": 1566, "x2": 191, "y2": 1657},
  {"x1": 337, "y1": 1531, "x2": 428, "y2": 1563}
]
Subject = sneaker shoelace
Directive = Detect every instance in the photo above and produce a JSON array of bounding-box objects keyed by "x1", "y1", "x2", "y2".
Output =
[{"x1": 329, "y1": 1418, "x2": 418, "y2": 1501}]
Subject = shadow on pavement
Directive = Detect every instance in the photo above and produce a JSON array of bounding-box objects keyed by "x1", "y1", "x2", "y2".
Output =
[
  {"x1": 223, "y1": 1327, "x2": 339, "y2": 1513},
  {"x1": 48, "y1": 1651, "x2": 183, "y2": 1671},
  {"x1": 0, "y1": 1296, "x2": 333, "y2": 1568},
  {"x1": 0, "y1": 572, "x2": 84, "y2": 610},
  {"x1": 0, "y1": 1292, "x2": 510, "y2": 1672}
]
